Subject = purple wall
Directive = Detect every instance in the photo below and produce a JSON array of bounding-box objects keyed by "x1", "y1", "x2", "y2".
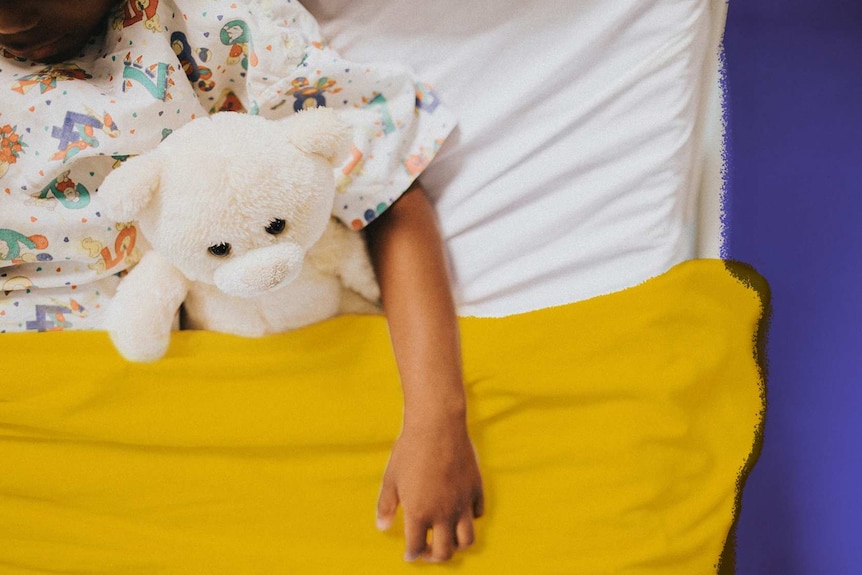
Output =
[{"x1": 723, "y1": 1, "x2": 862, "y2": 573}]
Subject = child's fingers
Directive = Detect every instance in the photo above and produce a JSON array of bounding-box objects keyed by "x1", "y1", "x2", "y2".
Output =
[
  {"x1": 473, "y1": 488, "x2": 485, "y2": 518},
  {"x1": 376, "y1": 480, "x2": 398, "y2": 531},
  {"x1": 403, "y1": 519, "x2": 429, "y2": 562},
  {"x1": 456, "y1": 514, "x2": 475, "y2": 549},
  {"x1": 428, "y1": 522, "x2": 457, "y2": 562}
]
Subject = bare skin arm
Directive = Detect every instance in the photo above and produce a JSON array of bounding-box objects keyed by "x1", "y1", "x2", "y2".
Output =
[{"x1": 364, "y1": 181, "x2": 484, "y2": 563}]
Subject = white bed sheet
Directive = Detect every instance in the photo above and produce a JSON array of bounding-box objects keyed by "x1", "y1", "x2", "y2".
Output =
[{"x1": 305, "y1": 0, "x2": 728, "y2": 316}]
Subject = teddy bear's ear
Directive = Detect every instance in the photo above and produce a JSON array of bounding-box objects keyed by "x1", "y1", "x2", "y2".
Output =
[
  {"x1": 285, "y1": 107, "x2": 353, "y2": 166},
  {"x1": 98, "y1": 152, "x2": 161, "y2": 222}
]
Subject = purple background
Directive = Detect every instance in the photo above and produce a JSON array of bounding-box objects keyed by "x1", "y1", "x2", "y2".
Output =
[{"x1": 723, "y1": 1, "x2": 862, "y2": 573}]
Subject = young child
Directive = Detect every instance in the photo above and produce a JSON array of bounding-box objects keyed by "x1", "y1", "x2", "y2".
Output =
[{"x1": 0, "y1": 0, "x2": 482, "y2": 563}]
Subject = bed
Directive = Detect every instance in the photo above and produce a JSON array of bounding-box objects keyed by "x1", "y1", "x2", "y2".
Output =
[{"x1": 1, "y1": 1, "x2": 766, "y2": 573}]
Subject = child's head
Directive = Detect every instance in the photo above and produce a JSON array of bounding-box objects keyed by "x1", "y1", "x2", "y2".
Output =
[{"x1": 0, "y1": 0, "x2": 118, "y2": 62}]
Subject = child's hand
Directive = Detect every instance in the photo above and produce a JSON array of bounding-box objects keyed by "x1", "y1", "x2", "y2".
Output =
[{"x1": 376, "y1": 420, "x2": 484, "y2": 563}]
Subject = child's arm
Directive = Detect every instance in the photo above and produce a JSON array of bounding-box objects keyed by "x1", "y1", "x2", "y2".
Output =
[{"x1": 364, "y1": 181, "x2": 484, "y2": 563}]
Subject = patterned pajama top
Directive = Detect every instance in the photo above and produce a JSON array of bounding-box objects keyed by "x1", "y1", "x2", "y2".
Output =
[{"x1": 0, "y1": 0, "x2": 453, "y2": 332}]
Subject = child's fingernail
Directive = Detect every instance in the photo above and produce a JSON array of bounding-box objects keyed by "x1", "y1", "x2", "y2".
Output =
[{"x1": 376, "y1": 516, "x2": 392, "y2": 531}]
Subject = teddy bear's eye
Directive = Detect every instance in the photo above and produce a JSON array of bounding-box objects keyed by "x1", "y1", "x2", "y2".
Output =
[
  {"x1": 208, "y1": 242, "x2": 231, "y2": 257},
  {"x1": 265, "y1": 218, "x2": 286, "y2": 235}
]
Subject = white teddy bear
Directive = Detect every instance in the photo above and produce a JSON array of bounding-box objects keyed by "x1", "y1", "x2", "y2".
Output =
[{"x1": 99, "y1": 108, "x2": 381, "y2": 362}]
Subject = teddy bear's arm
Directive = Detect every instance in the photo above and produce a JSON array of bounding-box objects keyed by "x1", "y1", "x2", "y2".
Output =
[
  {"x1": 312, "y1": 219, "x2": 381, "y2": 304},
  {"x1": 106, "y1": 250, "x2": 189, "y2": 362}
]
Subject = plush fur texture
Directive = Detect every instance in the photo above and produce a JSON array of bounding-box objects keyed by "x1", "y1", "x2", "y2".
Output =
[{"x1": 99, "y1": 108, "x2": 380, "y2": 362}]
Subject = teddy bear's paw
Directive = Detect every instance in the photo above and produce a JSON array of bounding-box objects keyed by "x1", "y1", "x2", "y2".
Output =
[
  {"x1": 109, "y1": 327, "x2": 171, "y2": 363},
  {"x1": 339, "y1": 288, "x2": 383, "y2": 316},
  {"x1": 106, "y1": 302, "x2": 174, "y2": 362},
  {"x1": 338, "y1": 255, "x2": 380, "y2": 304}
]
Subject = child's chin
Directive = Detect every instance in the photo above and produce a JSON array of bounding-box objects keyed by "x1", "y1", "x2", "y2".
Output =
[{"x1": 6, "y1": 36, "x2": 81, "y2": 63}]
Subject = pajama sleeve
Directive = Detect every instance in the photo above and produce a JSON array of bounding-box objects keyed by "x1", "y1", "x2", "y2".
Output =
[{"x1": 233, "y1": 1, "x2": 457, "y2": 230}]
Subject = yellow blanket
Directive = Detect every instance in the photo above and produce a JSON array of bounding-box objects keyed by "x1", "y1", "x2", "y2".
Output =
[{"x1": 0, "y1": 259, "x2": 766, "y2": 574}]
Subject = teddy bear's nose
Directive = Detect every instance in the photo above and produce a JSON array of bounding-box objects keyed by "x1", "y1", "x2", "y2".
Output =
[
  {"x1": 257, "y1": 261, "x2": 290, "y2": 290},
  {"x1": 213, "y1": 243, "x2": 305, "y2": 297}
]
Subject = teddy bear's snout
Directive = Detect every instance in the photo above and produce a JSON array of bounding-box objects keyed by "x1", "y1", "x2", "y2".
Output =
[{"x1": 213, "y1": 243, "x2": 305, "y2": 298}]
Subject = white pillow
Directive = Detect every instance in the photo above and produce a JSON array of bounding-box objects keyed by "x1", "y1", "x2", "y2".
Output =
[{"x1": 304, "y1": 0, "x2": 727, "y2": 316}]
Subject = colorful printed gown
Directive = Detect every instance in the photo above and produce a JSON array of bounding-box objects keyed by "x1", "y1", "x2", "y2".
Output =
[{"x1": 0, "y1": 0, "x2": 454, "y2": 333}]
